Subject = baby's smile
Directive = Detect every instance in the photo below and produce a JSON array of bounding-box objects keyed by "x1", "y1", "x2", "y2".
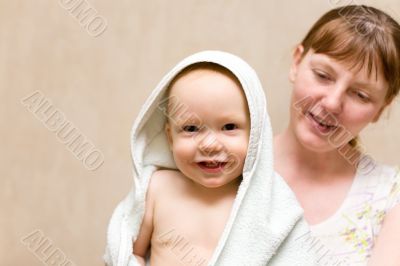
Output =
[{"x1": 196, "y1": 161, "x2": 228, "y2": 174}]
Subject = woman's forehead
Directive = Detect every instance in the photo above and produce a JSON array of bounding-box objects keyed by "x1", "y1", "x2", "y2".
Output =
[{"x1": 309, "y1": 51, "x2": 387, "y2": 83}]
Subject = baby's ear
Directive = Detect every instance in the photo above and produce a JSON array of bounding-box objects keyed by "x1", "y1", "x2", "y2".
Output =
[{"x1": 165, "y1": 123, "x2": 173, "y2": 148}]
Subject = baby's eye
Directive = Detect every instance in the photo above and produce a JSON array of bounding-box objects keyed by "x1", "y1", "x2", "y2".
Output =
[
  {"x1": 222, "y1": 123, "x2": 238, "y2": 131},
  {"x1": 182, "y1": 125, "x2": 200, "y2": 132}
]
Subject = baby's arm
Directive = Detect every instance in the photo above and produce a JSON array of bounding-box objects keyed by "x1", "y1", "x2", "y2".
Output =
[{"x1": 132, "y1": 176, "x2": 156, "y2": 265}]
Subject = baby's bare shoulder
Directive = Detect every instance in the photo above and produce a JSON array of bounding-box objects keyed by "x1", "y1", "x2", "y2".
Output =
[{"x1": 149, "y1": 169, "x2": 186, "y2": 194}]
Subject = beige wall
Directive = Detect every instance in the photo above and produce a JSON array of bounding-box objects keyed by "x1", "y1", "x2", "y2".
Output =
[{"x1": 2, "y1": 0, "x2": 399, "y2": 265}]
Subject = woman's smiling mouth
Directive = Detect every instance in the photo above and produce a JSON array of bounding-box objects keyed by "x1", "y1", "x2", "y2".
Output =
[{"x1": 306, "y1": 111, "x2": 338, "y2": 134}]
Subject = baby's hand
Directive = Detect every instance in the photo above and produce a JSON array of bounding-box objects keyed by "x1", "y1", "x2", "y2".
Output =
[{"x1": 133, "y1": 254, "x2": 146, "y2": 266}]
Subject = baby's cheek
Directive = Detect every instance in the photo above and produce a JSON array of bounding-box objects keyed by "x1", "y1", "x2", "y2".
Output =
[
  {"x1": 229, "y1": 137, "x2": 248, "y2": 152},
  {"x1": 226, "y1": 139, "x2": 248, "y2": 164},
  {"x1": 172, "y1": 139, "x2": 195, "y2": 157}
]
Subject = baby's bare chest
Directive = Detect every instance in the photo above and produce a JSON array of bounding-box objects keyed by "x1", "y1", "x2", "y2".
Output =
[{"x1": 150, "y1": 193, "x2": 233, "y2": 264}]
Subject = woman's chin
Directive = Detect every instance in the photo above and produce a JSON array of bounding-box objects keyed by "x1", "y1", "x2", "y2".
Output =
[{"x1": 296, "y1": 128, "x2": 335, "y2": 153}]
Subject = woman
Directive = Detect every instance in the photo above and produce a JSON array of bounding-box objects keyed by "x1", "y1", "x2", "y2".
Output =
[{"x1": 274, "y1": 5, "x2": 400, "y2": 266}]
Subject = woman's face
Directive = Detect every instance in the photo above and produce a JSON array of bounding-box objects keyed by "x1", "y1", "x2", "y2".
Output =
[{"x1": 288, "y1": 45, "x2": 388, "y2": 152}]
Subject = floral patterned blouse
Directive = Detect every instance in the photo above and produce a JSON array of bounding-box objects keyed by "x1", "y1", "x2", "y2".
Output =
[{"x1": 305, "y1": 159, "x2": 400, "y2": 266}]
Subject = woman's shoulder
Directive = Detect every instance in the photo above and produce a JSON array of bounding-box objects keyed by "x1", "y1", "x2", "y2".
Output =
[
  {"x1": 358, "y1": 158, "x2": 399, "y2": 182},
  {"x1": 356, "y1": 158, "x2": 400, "y2": 207}
]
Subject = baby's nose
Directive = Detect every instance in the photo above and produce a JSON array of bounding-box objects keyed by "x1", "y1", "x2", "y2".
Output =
[{"x1": 198, "y1": 132, "x2": 224, "y2": 155}]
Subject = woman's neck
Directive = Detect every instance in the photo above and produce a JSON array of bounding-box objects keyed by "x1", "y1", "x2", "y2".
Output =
[{"x1": 274, "y1": 127, "x2": 358, "y2": 179}]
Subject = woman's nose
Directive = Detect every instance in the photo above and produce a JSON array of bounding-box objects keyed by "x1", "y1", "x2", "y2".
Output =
[
  {"x1": 320, "y1": 86, "x2": 344, "y2": 115},
  {"x1": 198, "y1": 131, "x2": 224, "y2": 155}
]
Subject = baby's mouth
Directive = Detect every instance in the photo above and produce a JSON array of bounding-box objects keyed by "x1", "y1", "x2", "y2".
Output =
[
  {"x1": 197, "y1": 161, "x2": 228, "y2": 173},
  {"x1": 198, "y1": 161, "x2": 227, "y2": 168}
]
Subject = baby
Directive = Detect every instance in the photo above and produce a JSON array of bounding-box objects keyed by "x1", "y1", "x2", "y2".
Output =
[
  {"x1": 133, "y1": 62, "x2": 250, "y2": 265},
  {"x1": 104, "y1": 51, "x2": 318, "y2": 266}
]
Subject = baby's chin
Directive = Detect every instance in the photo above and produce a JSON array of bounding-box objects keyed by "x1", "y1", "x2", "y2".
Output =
[{"x1": 189, "y1": 176, "x2": 241, "y2": 190}]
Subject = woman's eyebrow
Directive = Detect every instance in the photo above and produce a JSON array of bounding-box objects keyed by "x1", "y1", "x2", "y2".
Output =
[
  {"x1": 352, "y1": 81, "x2": 383, "y2": 94},
  {"x1": 310, "y1": 58, "x2": 336, "y2": 73},
  {"x1": 353, "y1": 80, "x2": 373, "y2": 89}
]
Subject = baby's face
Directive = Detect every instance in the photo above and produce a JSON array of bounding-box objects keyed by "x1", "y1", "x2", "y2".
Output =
[{"x1": 165, "y1": 69, "x2": 250, "y2": 188}]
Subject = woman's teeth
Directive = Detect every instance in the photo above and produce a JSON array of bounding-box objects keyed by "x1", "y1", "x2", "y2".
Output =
[{"x1": 308, "y1": 112, "x2": 336, "y2": 130}]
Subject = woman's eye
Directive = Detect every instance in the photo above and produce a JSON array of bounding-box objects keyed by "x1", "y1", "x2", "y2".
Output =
[
  {"x1": 314, "y1": 70, "x2": 331, "y2": 81},
  {"x1": 354, "y1": 91, "x2": 370, "y2": 102},
  {"x1": 222, "y1": 123, "x2": 238, "y2": 131},
  {"x1": 182, "y1": 125, "x2": 199, "y2": 132}
]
